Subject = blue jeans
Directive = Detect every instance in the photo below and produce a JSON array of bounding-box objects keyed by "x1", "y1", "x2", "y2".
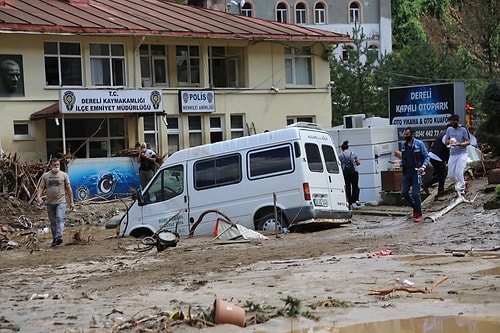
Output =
[
  {"x1": 46, "y1": 203, "x2": 67, "y2": 240},
  {"x1": 401, "y1": 171, "x2": 422, "y2": 215}
]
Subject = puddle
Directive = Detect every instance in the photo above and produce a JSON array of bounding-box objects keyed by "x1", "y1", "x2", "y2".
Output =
[
  {"x1": 474, "y1": 266, "x2": 500, "y2": 276},
  {"x1": 332, "y1": 316, "x2": 500, "y2": 333}
]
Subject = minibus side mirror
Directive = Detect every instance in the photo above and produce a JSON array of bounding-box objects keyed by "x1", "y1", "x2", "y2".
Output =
[{"x1": 137, "y1": 188, "x2": 146, "y2": 206}]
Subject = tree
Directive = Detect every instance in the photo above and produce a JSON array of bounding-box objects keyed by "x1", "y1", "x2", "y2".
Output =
[
  {"x1": 477, "y1": 79, "x2": 500, "y2": 156},
  {"x1": 329, "y1": 24, "x2": 388, "y2": 126}
]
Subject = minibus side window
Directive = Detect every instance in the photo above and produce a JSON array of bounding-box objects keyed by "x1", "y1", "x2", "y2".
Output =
[
  {"x1": 194, "y1": 154, "x2": 241, "y2": 190},
  {"x1": 305, "y1": 143, "x2": 323, "y2": 172},
  {"x1": 248, "y1": 145, "x2": 294, "y2": 179},
  {"x1": 294, "y1": 142, "x2": 301, "y2": 158},
  {"x1": 322, "y1": 144, "x2": 340, "y2": 173},
  {"x1": 143, "y1": 165, "x2": 184, "y2": 204}
]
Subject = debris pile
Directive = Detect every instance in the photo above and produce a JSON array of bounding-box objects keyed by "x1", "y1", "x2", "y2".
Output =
[{"x1": 0, "y1": 153, "x2": 47, "y2": 202}]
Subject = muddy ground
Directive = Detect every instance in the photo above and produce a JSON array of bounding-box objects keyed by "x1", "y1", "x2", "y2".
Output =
[{"x1": 0, "y1": 175, "x2": 499, "y2": 332}]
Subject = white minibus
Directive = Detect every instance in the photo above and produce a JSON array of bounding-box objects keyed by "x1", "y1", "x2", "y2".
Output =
[{"x1": 118, "y1": 123, "x2": 352, "y2": 237}]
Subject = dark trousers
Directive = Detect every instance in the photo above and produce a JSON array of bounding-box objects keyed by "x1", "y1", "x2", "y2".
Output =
[
  {"x1": 344, "y1": 171, "x2": 360, "y2": 205},
  {"x1": 423, "y1": 158, "x2": 447, "y2": 193}
]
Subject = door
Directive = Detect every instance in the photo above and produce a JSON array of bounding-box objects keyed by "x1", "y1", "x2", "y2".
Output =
[
  {"x1": 139, "y1": 164, "x2": 190, "y2": 235},
  {"x1": 300, "y1": 130, "x2": 345, "y2": 210}
]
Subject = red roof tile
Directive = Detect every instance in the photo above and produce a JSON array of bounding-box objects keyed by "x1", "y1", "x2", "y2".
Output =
[{"x1": 0, "y1": 0, "x2": 349, "y2": 42}]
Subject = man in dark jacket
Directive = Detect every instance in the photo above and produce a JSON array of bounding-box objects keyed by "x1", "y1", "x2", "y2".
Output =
[
  {"x1": 400, "y1": 127, "x2": 430, "y2": 222},
  {"x1": 421, "y1": 125, "x2": 451, "y2": 197}
]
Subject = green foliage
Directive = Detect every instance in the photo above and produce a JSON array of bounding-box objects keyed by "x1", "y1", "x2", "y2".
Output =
[
  {"x1": 477, "y1": 79, "x2": 500, "y2": 156},
  {"x1": 495, "y1": 184, "x2": 500, "y2": 201},
  {"x1": 421, "y1": 0, "x2": 450, "y2": 19},
  {"x1": 195, "y1": 304, "x2": 215, "y2": 323},
  {"x1": 278, "y1": 295, "x2": 302, "y2": 317},
  {"x1": 391, "y1": 0, "x2": 428, "y2": 49},
  {"x1": 329, "y1": 1, "x2": 496, "y2": 127},
  {"x1": 242, "y1": 300, "x2": 273, "y2": 312},
  {"x1": 329, "y1": 24, "x2": 388, "y2": 125}
]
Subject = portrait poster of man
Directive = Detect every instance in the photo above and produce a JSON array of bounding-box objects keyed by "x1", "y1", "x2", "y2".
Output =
[{"x1": 0, "y1": 54, "x2": 24, "y2": 97}]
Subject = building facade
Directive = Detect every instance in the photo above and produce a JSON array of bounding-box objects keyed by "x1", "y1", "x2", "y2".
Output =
[
  {"x1": 223, "y1": 0, "x2": 392, "y2": 60},
  {"x1": 0, "y1": 0, "x2": 349, "y2": 162}
]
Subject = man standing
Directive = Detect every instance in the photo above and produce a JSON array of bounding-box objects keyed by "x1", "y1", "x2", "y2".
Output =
[
  {"x1": 445, "y1": 114, "x2": 470, "y2": 196},
  {"x1": 339, "y1": 140, "x2": 361, "y2": 208},
  {"x1": 137, "y1": 142, "x2": 157, "y2": 189},
  {"x1": 400, "y1": 127, "x2": 430, "y2": 222},
  {"x1": 421, "y1": 125, "x2": 451, "y2": 197},
  {"x1": 36, "y1": 158, "x2": 75, "y2": 247}
]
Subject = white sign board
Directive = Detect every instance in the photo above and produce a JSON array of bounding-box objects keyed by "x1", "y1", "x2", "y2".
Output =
[
  {"x1": 178, "y1": 90, "x2": 216, "y2": 113},
  {"x1": 60, "y1": 89, "x2": 163, "y2": 114}
]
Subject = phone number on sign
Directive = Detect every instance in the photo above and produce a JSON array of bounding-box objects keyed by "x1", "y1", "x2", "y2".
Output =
[{"x1": 415, "y1": 129, "x2": 442, "y2": 138}]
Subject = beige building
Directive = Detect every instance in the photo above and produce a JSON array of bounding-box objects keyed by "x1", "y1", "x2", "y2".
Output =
[{"x1": 0, "y1": 0, "x2": 349, "y2": 162}]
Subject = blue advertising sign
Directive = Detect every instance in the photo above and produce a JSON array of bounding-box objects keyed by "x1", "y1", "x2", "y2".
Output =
[
  {"x1": 68, "y1": 157, "x2": 140, "y2": 202},
  {"x1": 389, "y1": 82, "x2": 466, "y2": 140}
]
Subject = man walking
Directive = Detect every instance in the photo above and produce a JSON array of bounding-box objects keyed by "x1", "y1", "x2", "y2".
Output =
[
  {"x1": 36, "y1": 158, "x2": 75, "y2": 247},
  {"x1": 400, "y1": 127, "x2": 430, "y2": 222},
  {"x1": 421, "y1": 125, "x2": 451, "y2": 197},
  {"x1": 445, "y1": 114, "x2": 470, "y2": 196}
]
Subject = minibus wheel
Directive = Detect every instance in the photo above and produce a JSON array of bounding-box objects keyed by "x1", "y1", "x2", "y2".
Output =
[{"x1": 257, "y1": 213, "x2": 288, "y2": 231}]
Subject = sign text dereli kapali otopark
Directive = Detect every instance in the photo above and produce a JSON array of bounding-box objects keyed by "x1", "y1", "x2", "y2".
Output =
[{"x1": 60, "y1": 90, "x2": 162, "y2": 114}]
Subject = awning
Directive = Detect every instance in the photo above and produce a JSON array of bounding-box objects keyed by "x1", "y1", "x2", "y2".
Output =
[{"x1": 30, "y1": 102, "x2": 59, "y2": 120}]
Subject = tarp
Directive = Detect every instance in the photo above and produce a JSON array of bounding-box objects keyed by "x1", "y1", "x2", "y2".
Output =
[
  {"x1": 467, "y1": 145, "x2": 482, "y2": 163},
  {"x1": 213, "y1": 218, "x2": 268, "y2": 241}
]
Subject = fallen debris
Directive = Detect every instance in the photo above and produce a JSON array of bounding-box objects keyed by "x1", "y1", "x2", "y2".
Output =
[{"x1": 369, "y1": 275, "x2": 448, "y2": 296}]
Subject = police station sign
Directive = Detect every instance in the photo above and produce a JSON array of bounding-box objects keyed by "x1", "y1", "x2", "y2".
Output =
[
  {"x1": 389, "y1": 82, "x2": 466, "y2": 141},
  {"x1": 60, "y1": 89, "x2": 163, "y2": 114},
  {"x1": 178, "y1": 90, "x2": 215, "y2": 113}
]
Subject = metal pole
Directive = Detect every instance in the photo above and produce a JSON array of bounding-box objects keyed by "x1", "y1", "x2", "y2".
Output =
[{"x1": 273, "y1": 192, "x2": 280, "y2": 238}]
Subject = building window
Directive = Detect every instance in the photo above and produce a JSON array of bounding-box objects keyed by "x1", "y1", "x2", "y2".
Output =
[
  {"x1": 46, "y1": 118, "x2": 126, "y2": 158},
  {"x1": 176, "y1": 45, "x2": 200, "y2": 86},
  {"x1": 314, "y1": 3, "x2": 326, "y2": 24},
  {"x1": 286, "y1": 116, "x2": 314, "y2": 126},
  {"x1": 342, "y1": 45, "x2": 355, "y2": 61},
  {"x1": 44, "y1": 42, "x2": 82, "y2": 86},
  {"x1": 367, "y1": 45, "x2": 379, "y2": 63},
  {"x1": 140, "y1": 44, "x2": 168, "y2": 87},
  {"x1": 285, "y1": 46, "x2": 312, "y2": 86},
  {"x1": 230, "y1": 115, "x2": 245, "y2": 139},
  {"x1": 209, "y1": 116, "x2": 224, "y2": 143},
  {"x1": 295, "y1": 3, "x2": 307, "y2": 24},
  {"x1": 276, "y1": 3, "x2": 288, "y2": 23},
  {"x1": 143, "y1": 115, "x2": 159, "y2": 152},
  {"x1": 13, "y1": 121, "x2": 32, "y2": 139},
  {"x1": 208, "y1": 46, "x2": 241, "y2": 88},
  {"x1": 90, "y1": 43, "x2": 125, "y2": 87},
  {"x1": 241, "y1": 3, "x2": 252, "y2": 16},
  {"x1": 349, "y1": 2, "x2": 360, "y2": 23},
  {"x1": 166, "y1": 117, "x2": 182, "y2": 156},
  {"x1": 188, "y1": 116, "x2": 203, "y2": 147}
]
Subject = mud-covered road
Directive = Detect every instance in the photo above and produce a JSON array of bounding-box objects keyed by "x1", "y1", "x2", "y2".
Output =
[{"x1": 0, "y1": 175, "x2": 499, "y2": 332}]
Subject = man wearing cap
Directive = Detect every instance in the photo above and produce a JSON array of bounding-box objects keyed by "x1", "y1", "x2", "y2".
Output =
[{"x1": 445, "y1": 114, "x2": 470, "y2": 196}]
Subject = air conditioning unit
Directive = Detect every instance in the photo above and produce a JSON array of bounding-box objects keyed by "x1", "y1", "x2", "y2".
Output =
[{"x1": 343, "y1": 114, "x2": 365, "y2": 129}]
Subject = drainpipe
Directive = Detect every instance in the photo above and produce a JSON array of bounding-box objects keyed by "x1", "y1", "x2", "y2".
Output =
[
  {"x1": 424, "y1": 194, "x2": 476, "y2": 223},
  {"x1": 134, "y1": 36, "x2": 146, "y2": 89}
]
